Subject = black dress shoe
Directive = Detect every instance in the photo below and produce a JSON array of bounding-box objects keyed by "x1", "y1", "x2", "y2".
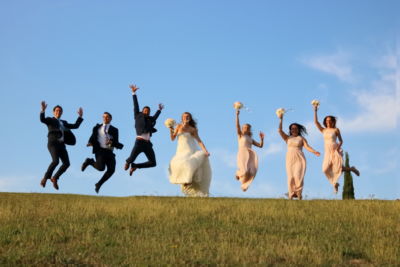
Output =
[
  {"x1": 124, "y1": 162, "x2": 130, "y2": 171},
  {"x1": 81, "y1": 158, "x2": 92, "y2": 172},
  {"x1": 129, "y1": 167, "x2": 137, "y2": 176},
  {"x1": 50, "y1": 177, "x2": 59, "y2": 190},
  {"x1": 40, "y1": 178, "x2": 47, "y2": 188},
  {"x1": 95, "y1": 184, "x2": 100, "y2": 194}
]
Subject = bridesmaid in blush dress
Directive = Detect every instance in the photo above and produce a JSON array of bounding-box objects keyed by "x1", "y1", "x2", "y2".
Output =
[
  {"x1": 313, "y1": 105, "x2": 360, "y2": 193},
  {"x1": 235, "y1": 109, "x2": 264, "y2": 192},
  {"x1": 278, "y1": 112, "x2": 320, "y2": 200}
]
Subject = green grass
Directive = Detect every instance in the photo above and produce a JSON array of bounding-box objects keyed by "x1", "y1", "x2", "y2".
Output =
[{"x1": 0, "y1": 193, "x2": 399, "y2": 266}]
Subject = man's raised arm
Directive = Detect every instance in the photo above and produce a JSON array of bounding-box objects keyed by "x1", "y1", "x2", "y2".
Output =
[{"x1": 130, "y1": 84, "x2": 140, "y2": 116}]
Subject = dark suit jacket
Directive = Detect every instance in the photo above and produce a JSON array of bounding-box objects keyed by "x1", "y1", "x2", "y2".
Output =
[
  {"x1": 40, "y1": 112, "x2": 83, "y2": 145},
  {"x1": 133, "y1": 94, "x2": 161, "y2": 136},
  {"x1": 88, "y1": 124, "x2": 124, "y2": 154}
]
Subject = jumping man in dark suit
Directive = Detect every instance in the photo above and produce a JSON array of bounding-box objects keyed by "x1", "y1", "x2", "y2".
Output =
[
  {"x1": 124, "y1": 84, "x2": 164, "y2": 176},
  {"x1": 81, "y1": 112, "x2": 124, "y2": 193},
  {"x1": 40, "y1": 101, "x2": 83, "y2": 190}
]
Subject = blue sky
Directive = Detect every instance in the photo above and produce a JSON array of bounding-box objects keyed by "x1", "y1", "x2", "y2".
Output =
[{"x1": 0, "y1": 0, "x2": 399, "y2": 199}]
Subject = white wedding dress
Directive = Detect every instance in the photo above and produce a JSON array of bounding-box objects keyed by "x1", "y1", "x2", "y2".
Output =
[{"x1": 169, "y1": 132, "x2": 212, "y2": 197}]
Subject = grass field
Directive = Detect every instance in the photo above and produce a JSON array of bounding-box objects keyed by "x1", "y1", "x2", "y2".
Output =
[{"x1": 0, "y1": 193, "x2": 399, "y2": 265}]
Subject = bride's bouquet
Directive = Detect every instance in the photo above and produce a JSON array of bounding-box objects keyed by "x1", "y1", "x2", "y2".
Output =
[
  {"x1": 164, "y1": 118, "x2": 176, "y2": 129},
  {"x1": 311, "y1": 99, "x2": 320, "y2": 107},
  {"x1": 233, "y1": 101, "x2": 244, "y2": 110},
  {"x1": 275, "y1": 108, "x2": 286, "y2": 118}
]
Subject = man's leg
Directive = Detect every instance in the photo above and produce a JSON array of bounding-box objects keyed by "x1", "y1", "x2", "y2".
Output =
[
  {"x1": 132, "y1": 141, "x2": 156, "y2": 169},
  {"x1": 93, "y1": 152, "x2": 106, "y2": 171},
  {"x1": 41, "y1": 143, "x2": 60, "y2": 187},
  {"x1": 95, "y1": 152, "x2": 116, "y2": 193},
  {"x1": 126, "y1": 140, "x2": 143, "y2": 165},
  {"x1": 53, "y1": 144, "x2": 70, "y2": 180}
]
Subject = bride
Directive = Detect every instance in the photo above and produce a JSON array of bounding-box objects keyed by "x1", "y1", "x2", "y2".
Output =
[{"x1": 168, "y1": 112, "x2": 212, "y2": 197}]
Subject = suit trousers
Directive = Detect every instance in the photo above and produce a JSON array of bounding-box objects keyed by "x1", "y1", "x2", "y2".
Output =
[
  {"x1": 126, "y1": 139, "x2": 156, "y2": 169},
  {"x1": 89, "y1": 148, "x2": 116, "y2": 188},
  {"x1": 44, "y1": 141, "x2": 70, "y2": 180}
]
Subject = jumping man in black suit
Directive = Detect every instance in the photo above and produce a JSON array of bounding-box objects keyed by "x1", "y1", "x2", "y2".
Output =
[
  {"x1": 124, "y1": 84, "x2": 164, "y2": 176},
  {"x1": 40, "y1": 101, "x2": 83, "y2": 190},
  {"x1": 81, "y1": 112, "x2": 124, "y2": 193}
]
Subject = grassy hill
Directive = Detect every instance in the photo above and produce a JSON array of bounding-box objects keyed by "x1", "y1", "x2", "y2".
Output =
[{"x1": 0, "y1": 193, "x2": 399, "y2": 265}]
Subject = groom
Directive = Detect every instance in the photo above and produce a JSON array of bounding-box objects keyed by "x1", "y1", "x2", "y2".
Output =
[
  {"x1": 124, "y1": 84, "x2": 164, "y2": 176},
  {"x1": 81, "y1": 112, "x2": 124, "y2": 193},
  {"x1": 40, "y1": 101, "x2": 83, "y2": 190}
]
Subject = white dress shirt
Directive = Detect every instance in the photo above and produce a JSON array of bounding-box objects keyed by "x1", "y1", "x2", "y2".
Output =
[{"x1": 98, "y1": 124, "x2": 112, "y2": 149}]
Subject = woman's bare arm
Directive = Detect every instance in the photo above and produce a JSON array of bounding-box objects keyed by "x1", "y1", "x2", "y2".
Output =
[
  {"x1": 278, "y1": 115, "x2": 289, "y2": 142},
  {"x1": 193, "y1": 129, "x2": 210, "y2": 156},
  {"x1": 170, "y1": 124, "x2": 181, "y2": 141},
  {"x1": 252, "y1": 132, "x2": 265, "y2": 148},
  {"x1": 236, "y1": 110, "x2": 242, "y2": 137},
  {"x1": 336, "y1": 128, "x2": 343, "y2": 151},
  {"x1": 314, "y1": 106, "x2": 324, "y2": 132},
  {"x1": 302, "y1": 137, "x2": 320, "y2": 156}
]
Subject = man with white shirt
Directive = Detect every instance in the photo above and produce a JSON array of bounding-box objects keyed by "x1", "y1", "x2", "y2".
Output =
[
  {"x1": 124, "y1": 84, "x2": 164, "y2": 176},
  {"x1": 40, "y1": 101, "x2": 83, "y2": 190},
  {"x1": 81, "y1": 112, "x2": 124, "y2": 193}
]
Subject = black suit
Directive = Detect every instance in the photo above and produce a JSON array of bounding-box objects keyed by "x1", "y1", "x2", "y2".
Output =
[
  {"x1": 85, "y1": 124, "x2": 123, "y2": 190},
  {"x1": 40, "y1": 112, "x2": 83, "y2": 180},
  {"x1": 126, "y1": 94, "x2": 161, "y2": 169}
]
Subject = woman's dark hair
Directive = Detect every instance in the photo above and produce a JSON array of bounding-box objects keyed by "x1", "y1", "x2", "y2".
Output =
[
  {"x1": 53, "y1": 105, "x2": 63, "y2": 112},
  {"x1": 182, "y1": 112, "x2": 197, "y2": 129},
  {"x1": 289, "y1": 123, "x2": 307, "y2": 137},
  {"x1": 104, "y1": 112, "x2": 112, "y2": 119},
  {"x1": 243, "y1": 123, "x2": 253, "y2": 137},
  {"x1": 323, "y1": 115, "x2": 337, "y2": 127}
]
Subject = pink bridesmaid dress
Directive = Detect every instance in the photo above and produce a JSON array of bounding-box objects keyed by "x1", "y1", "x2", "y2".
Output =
[
  {"x1": 236, "y1": 135, "x2": 258, "y2": 191},
  {"x1": 285, "y1": 136, "x2": 306, "y2": 199},
  {"x1": 322, "y1": 128, "x2": 343, "y2": 186}
]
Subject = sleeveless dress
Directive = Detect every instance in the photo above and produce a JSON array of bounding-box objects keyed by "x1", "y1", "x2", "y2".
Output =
[
  {"x1": 168, "y1": 132, "x2": 212, "y2": 197},
  {"x1": 322, "y1": 128, "x2": 343, "y2": 186},
  {"x1": 285, "y1": 136, "x2": 306, "y2": 198},
  {"x1": 236, "y1": 135, "x2": 258, "y2": 191}
]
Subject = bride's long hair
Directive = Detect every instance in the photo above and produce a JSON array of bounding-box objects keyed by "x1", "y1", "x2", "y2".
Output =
[{"x1": 182, "y1": 112, "x2": 197, "y2": 129}]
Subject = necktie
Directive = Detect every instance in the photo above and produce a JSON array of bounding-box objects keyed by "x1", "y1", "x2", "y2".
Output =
[{"x1": 58, "y1": 120, "x2": 65, "y2": 140}]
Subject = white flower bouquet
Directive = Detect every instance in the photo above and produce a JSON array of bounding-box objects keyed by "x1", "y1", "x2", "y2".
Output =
[
  {"x1": 164, "y1": 118, "x2": 176, "y2": 128},
  {"x1": 275, "y1": 108, "x2": 286, "y2": 118},
  {"x1": 311, "y1": 99, "x2": 320, "y2": 107},
  {"x1": 233, "y1": 101, "x2": 244, "y2": 110}
]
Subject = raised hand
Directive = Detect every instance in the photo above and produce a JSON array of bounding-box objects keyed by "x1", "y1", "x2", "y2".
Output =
[
  {"x1": 313, "y1": 105, "x2": 318, "y2": 112},
  {"x1": 41, "y1": 101, "x2": 47, "y2": 112},
  {"x1": 130, "y1": 84, "x2": 139, "y2": 93},
  {"x1": 314, "y1": 151, "x2": 321, "y2": 156},
  {"x1": 259, "y1": 132, "x2": 265, "y2": 139},
  {"x1": 77, "y1": 107, "x2": 83, "y2": 117},
  {"x1": 158, "y1": 103, "x2": 165, "y2": 110}
]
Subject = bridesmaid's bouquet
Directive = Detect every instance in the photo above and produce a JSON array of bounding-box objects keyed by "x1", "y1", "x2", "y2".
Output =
[
  {"x1": 233, "y1": 101, "x2": 244, "y2": 110},
  {"x1": 276, "y1": 108, "x2": 286, "y2": 118},
  {"x1": 164, "y1": 118, "x2": 176, "y2": 128},
  {"x1": 311, "y1": 99, "x2": 320, "y2": 107}
]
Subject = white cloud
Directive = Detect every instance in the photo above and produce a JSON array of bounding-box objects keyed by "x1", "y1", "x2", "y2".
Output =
[
  {"x1": 259, "y1": 142, "x2": 284, "y2": 160},
  {"x1": 211, "y1": 148, "x2": 237, "y2": 168},
  {"x1": 303, "y1": 48, "x2": 399, "y2": 133},
  {"x1": 0, "y1": 175, "x2": 36, "y2": 192},
  {"x1": 302, "y1": 51, "x2": 355, "y2": 83},
  {"x1": 339, "y1": 52, "x2": 399, "y2": 133}
]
